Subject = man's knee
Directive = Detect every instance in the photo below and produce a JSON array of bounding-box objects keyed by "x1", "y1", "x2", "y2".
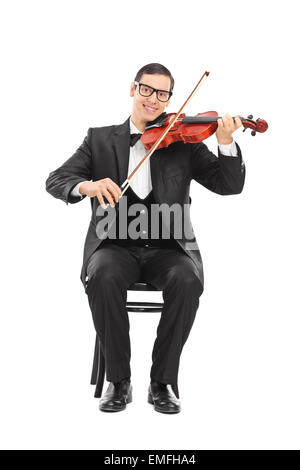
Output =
[
  {"x1": 86, "y1": 253, "x2": 124, "y2": 288},
  {"x1": 181, "y1": 274, "x2": 203, "y2": 297},
  {"x1": 87, "y1": 266, "x2": 126, "y2": 288},
  {"x1": 165, "y1": 266, "x2": 203, "y2": 297}
]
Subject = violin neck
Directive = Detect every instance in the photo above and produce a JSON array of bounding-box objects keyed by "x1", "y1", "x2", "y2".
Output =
[{"x1": 182, "y1": 116, "x2": 245, "y2": 124}]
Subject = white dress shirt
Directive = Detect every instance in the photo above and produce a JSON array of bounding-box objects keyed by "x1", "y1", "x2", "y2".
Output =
[
  {"x1": 126, "y1": 118, "x2": 152, "y2": 199},
  {"x1": 71, "y1": 117, "x2": 238, "y2": 199}
]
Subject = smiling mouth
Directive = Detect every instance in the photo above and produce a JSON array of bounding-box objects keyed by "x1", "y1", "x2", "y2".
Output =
[{"x1": 143, "y1": 104, "x2": 158, "y2": 113}]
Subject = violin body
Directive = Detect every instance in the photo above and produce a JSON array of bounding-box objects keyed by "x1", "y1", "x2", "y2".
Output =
[{"x1": 141, "y1": 111, "x2": 268, "y2": 150}]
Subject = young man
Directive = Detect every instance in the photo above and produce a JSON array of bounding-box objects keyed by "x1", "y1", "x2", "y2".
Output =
[{"x1": 46, "y1": 63, "x2": 245, "y2": 414}]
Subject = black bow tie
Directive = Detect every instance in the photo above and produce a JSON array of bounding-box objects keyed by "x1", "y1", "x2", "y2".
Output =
[{"x1": 130, "y1": 133, "x2": 142, "y2": 146}]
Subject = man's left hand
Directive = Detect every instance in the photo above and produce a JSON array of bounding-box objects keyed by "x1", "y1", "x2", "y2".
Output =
[{"x1": 216, "y1": 113, "x2": 242, "y2": 145}]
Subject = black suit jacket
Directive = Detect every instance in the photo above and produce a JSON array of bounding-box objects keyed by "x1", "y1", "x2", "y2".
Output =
[{"x1": 45, "y1": 116, "x2": 246, "y2": 291}]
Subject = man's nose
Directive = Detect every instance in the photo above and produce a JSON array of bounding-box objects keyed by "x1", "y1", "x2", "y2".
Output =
[{"x1": 148, "y1": 92, "x2": 158, "y2": 104}]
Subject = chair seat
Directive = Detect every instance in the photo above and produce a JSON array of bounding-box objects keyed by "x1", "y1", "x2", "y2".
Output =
[
  {"x1": 128, "y1": 282, "x2": 160, "y2": 291},
  {"x1": 127, "y1": 282, "x2": 162, "y2": 312}
]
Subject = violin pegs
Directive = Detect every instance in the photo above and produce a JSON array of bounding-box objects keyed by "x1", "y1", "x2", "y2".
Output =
[
  {"x1": 251, "y1": 130, "x2": 256, "y2": 136},
  {"x1": 247, "y1": 114, "x2": 253, "y2": 120}
]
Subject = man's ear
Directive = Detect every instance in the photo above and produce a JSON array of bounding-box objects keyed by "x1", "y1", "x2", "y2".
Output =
[{"x1": 129, "y1": 82, "x2": 135, "y2": 97}]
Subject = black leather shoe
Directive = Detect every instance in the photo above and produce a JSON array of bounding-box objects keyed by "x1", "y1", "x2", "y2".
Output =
[
  {"x1": 99, "y1": 378, "x2": 132, "y2": 412},
  {"x1": 148, "y1": 381, "x2": 181, "y2": 414}
]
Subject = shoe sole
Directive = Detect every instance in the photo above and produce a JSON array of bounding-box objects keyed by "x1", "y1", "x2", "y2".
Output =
[
  {"x1": 99, "y1": 389, "x2": 132, "y2": 412},
  {"x1": 148, "y1": 393, "x2": 181, "y2": 414}
]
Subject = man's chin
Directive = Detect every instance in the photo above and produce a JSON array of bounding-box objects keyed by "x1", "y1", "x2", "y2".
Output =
[
  {"x1": 144, "y1": 110, "x2": 164, "y2": 122},
  {"x1": 143, "y1": 110, "x2": 160, "y2": 121}
]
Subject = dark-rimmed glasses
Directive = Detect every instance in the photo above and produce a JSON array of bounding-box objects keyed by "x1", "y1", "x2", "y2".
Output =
[{"x1": 134, "y1": 81, "x2": 172, "y2": 102}]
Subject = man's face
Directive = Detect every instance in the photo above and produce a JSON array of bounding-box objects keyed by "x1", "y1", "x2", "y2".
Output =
[{"x1": 130, "y1": 73, "x2": 172, "y2": 124}]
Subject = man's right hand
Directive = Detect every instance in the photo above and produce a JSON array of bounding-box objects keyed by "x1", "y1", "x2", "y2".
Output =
[{"x1": 79, "y1": 178, "x2": 122, "y2": 209}]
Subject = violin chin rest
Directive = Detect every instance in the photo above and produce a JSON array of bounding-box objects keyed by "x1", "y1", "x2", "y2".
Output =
[{"x1": 145, "y1": 112, "x2": 167, "y2": 130}]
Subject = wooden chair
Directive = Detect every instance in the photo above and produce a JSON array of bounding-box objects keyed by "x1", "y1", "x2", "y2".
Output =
[{"x1": 90, "y1": 282, "x2": 163, "y2": 398}]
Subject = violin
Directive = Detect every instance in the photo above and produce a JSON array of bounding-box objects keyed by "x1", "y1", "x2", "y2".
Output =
[
  {"x1": 141, "y1": 111, "x2": 268, "y2": 150},
  {"x1": 120, "y1": 71, "x2": 268, "y2": 196}
]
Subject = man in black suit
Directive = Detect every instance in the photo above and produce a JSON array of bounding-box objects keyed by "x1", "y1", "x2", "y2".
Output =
[{"x1": 46, "y1": 63, "x2": 245, "y2": 414}]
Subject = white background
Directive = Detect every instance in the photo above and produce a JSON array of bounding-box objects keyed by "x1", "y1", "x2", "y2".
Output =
[{"x1": 1, "y1": 0, "x2": 299, "y2": 450}]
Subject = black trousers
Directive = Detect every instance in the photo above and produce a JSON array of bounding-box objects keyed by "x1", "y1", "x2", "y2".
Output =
[{"x1": 85, "y1": 243, "x2": 203, "y2": 392}]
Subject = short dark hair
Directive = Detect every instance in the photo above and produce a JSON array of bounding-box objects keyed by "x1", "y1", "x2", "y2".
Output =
[{"x1": 134, "y1": 63, "x2": 174, "y2": 92}]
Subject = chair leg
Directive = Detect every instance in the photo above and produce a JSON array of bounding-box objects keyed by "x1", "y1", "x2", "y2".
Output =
[
  {"x1": 90, "y1": 334, "x2": 99, "y2": 385},
  {"x1": 94, "y1": 339, "x2": 105, "y2": 398}
]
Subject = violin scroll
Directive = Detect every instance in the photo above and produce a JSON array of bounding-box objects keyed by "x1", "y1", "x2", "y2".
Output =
[{"x1": 241, "y1": 114, "x2": 268, "y2": 136}]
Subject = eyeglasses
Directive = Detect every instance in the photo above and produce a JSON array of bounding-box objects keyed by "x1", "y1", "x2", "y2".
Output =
[{"x1": 134, "y1": 81, "x2": 172, "y2": 102}]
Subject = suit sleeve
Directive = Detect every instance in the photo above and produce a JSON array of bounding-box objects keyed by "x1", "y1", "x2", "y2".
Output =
[
  {"x1": 45, "y1": 128, "x2": 93, "y2": 205},
  {"x1": 190, "y1": 140, "x2": 246, "y2": 195}
]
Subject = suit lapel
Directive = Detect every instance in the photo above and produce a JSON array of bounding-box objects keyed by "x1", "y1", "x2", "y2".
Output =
[{"x1": 112, "y1": 116, "x2": 131, "y2": 187}]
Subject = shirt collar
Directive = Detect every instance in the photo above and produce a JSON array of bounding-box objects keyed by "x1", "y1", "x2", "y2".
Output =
[{"x1": 130, "y1": 116, "x2": 142, "y2": 134}]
